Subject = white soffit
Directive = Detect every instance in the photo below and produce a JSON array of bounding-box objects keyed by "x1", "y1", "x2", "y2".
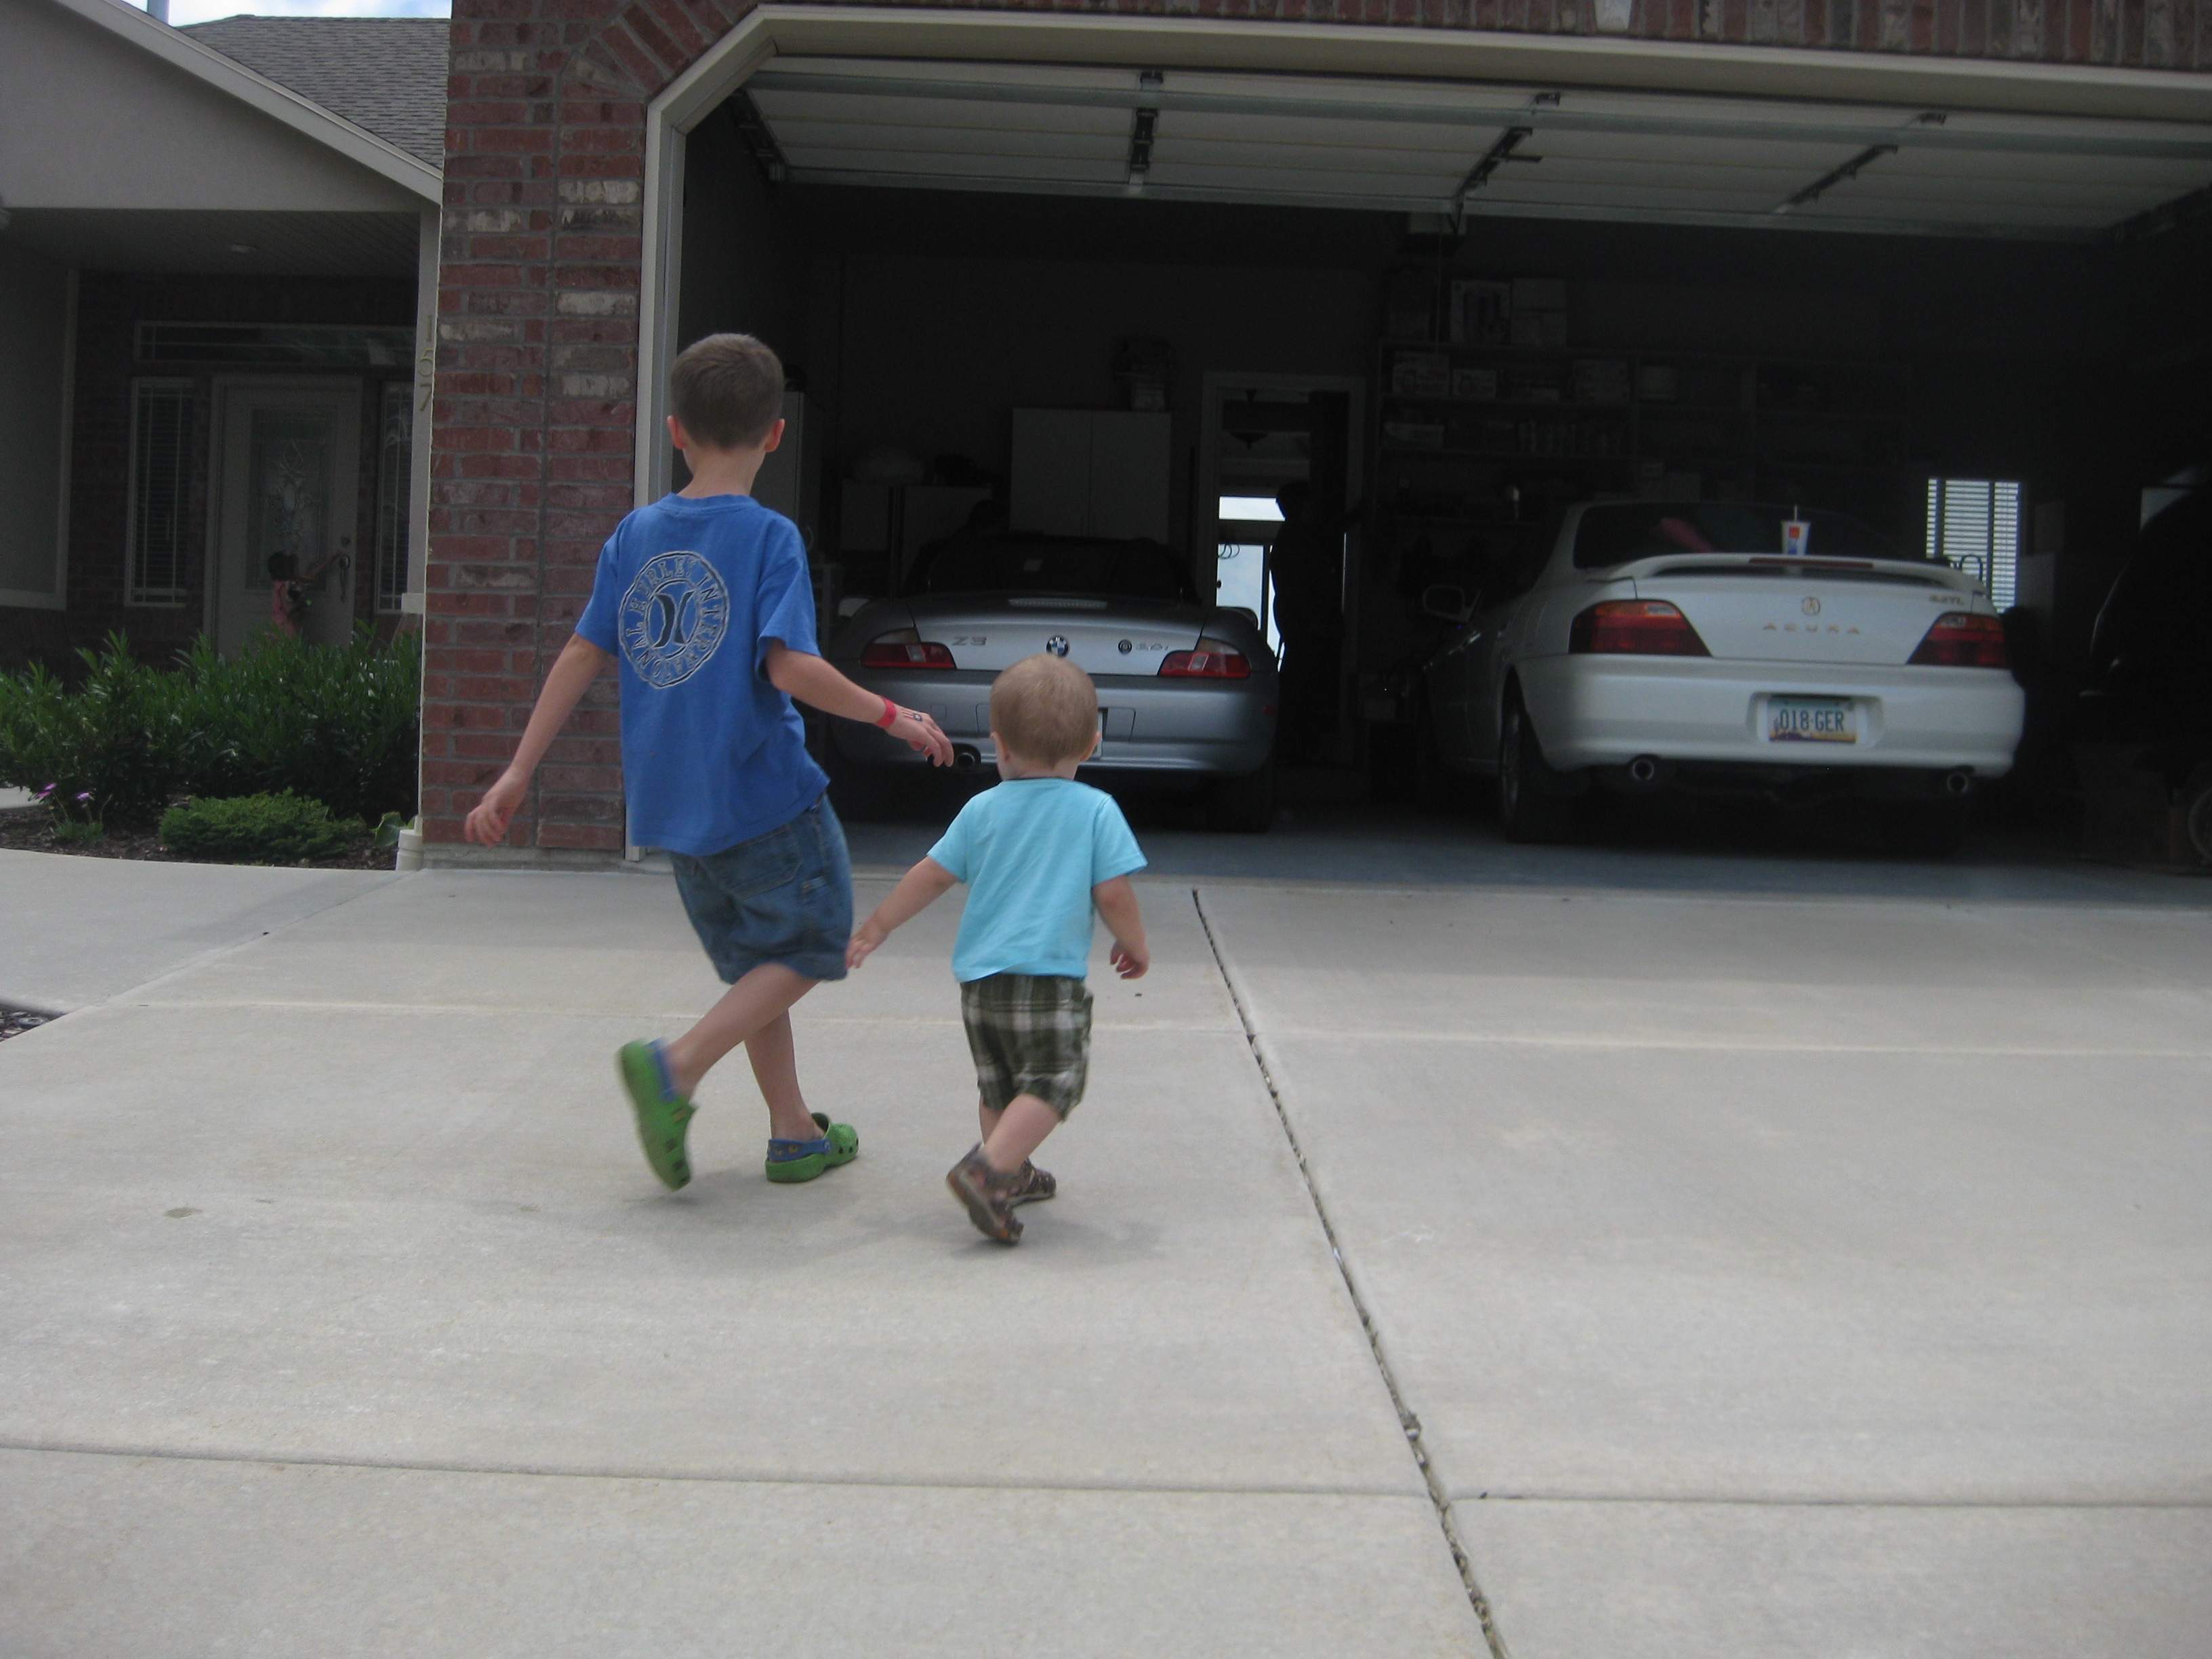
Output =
[{"x1": 742, "y1": 56, "x2": 2212, "y2": 239}]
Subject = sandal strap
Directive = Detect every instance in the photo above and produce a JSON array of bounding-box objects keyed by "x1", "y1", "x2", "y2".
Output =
[{"x1": 767, "y1": 1136, "x2": 832, "y2": 1162}]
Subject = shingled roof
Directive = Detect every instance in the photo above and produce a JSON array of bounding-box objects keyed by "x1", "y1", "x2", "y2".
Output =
[{"x1": 180, "y1": 16, "x2": 449, "y2": 170}]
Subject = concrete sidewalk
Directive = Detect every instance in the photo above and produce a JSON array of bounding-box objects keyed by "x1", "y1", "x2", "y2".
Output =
[{"x1": 2, "y1": 853, "x2": 2208, "y2": 1655}]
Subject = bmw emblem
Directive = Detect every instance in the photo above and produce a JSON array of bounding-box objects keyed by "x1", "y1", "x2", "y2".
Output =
[
  {"x1": 1802, "y1": 596, "x2": 1822, "y2": 616},
  {"x1": 1046, "y1": 636, "x2": 1071, "y2": 657}
]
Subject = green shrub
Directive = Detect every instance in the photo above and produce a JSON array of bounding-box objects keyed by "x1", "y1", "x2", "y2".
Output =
[
  {"x1": 0, "y1": 640, "x2": 186, "y2": 823},
  {"x1": 169, "y1": 630, "x2": 422, "y2": 823},
  {"x1": 159, "y1": 792, "x2": 363, "y2": 863},
  {"x1": 0, "y1": 628, "x2": 419, "y2": 825}
]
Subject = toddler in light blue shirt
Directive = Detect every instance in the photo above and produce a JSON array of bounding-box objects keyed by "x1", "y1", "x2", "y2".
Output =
[{"x1": 847, "y1": 653, "x2": 1150, "y2": 1244}]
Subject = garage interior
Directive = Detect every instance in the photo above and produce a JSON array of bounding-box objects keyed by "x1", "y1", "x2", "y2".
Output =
[{"x1": 668, "y1": 54, "x2": 2212, "y2": 852}]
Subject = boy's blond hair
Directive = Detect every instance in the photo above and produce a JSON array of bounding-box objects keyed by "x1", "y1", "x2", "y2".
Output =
[
  {"x1": 669, "y1": 333, "x2": 784, "y2": 449},
  {"x1": 991, "y1": 654, "x2": 1098, "y2": 766}
]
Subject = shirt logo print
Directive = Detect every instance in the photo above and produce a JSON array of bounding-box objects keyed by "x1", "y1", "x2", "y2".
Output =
[{"x1": 618, "y1": 552, "x2": 729, "y2": 688}]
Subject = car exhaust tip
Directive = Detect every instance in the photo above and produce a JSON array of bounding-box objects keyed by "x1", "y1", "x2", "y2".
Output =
[
  {"x1": 952, "y1": 745, "x2": 982, "y2": 773},
  {"x1": 1944, "y1": 768, "x2": 1973, "y2": 798}
]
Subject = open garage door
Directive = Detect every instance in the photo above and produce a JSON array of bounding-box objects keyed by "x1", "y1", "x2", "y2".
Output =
[{"x1": 739, "y1": 57, "x2": 2212, "y2": 239}]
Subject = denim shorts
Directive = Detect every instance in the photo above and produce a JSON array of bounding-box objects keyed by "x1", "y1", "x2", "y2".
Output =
[{"x1": 669, "y1": 796, "x2": 853, "y2": 985}]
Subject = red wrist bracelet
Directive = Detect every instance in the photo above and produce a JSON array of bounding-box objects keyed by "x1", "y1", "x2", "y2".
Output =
[{"x1": 875, "y1": 695, "x2": 899, "y2": 730}]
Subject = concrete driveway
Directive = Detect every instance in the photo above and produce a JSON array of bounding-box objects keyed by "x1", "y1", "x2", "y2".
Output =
[{"x1": 2, "y1": 844, "x2": 2207, "y2": 1656}]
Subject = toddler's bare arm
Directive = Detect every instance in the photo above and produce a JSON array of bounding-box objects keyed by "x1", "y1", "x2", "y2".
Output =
[
  {"x1": 464, "y1": 634, "x2": 612, "y2": 845},
  {"x1": 1093, "y1": 876, "x2": 1149, "y2": 980},
  {"x1": 848, "y1": 857, "x2": 960, "y2": 969}
]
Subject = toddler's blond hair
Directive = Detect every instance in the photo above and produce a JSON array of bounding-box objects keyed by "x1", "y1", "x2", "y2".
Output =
[{"x1": 991, "y1": 654, "x2": 1098, "y2": 766}]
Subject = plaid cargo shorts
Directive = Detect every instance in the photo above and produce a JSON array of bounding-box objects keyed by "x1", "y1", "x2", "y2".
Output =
[{"x1": 959, "y1": 972, "x2": 1094, "y2": 1120}]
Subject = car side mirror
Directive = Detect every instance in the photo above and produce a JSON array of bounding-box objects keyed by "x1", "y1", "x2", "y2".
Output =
[{"x1": 1421, "y1": 583, "x2": 1476, "y2": 622}]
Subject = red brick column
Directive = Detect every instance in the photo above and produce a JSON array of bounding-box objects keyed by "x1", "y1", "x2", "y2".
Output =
[
  {"x1": 422, "y1": 0, "x2": 2211, "y2": 854},
  {"x1": 423, "y1": 5, "x2": 661, "y2": 854}
]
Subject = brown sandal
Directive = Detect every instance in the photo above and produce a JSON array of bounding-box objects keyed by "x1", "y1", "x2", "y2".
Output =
[{"x1": 947, "y1": 1147, "x2": 1023, "y2": 1244}]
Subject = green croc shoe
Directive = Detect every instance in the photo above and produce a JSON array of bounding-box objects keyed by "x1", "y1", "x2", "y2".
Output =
[
  {"x1": 765, "y1": 1112, "x2": 858, "y2": 1184},
  {"x1": 618, "y1": 1039, "x2": 695, "y2": 1190}
]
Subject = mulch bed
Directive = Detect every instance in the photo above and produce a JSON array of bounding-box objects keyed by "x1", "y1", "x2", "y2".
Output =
[
  {"x1": 1, "y1": 1004, "x2": 58, "y2": 1043},
  {"x1": 0, "y1": 805, "x2": 391, "y2": 871}
]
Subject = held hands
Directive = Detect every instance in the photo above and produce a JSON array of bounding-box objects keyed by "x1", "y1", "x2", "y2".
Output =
[
  {"x1": 845, "y1": 921, "x2": 888, "y2": 971},
  {"x1": 887, "y1": 703, "x2": 956, "y2": 768},
  {"x1": 462, "y1": 770, "x2": 528, "y2": 846},
  {"x1": 1109, "y1": 938, "x2": 1150, "y2": 980}
]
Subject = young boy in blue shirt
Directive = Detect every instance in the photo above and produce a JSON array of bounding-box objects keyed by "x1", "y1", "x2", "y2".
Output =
[
  {"x1": 846, "y1": 653, "x2": 1149, "y2": 1243},
  {"x1": 464, "y1": 333, "x2": 954, "y2": 1189}
]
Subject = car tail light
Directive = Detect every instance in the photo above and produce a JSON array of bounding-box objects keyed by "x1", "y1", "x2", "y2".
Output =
[
  {"x1": 1908, "y1": 612, "x2": 2009, "y2": 669},
  {"x1": 861, "y1": 629, "x2": 956, "y2": 670},
  {"x1": 1569, "y1": 600, "x2": 1711, "y2": 657},
  {"x1": 1160, "y1": 638, "x2": 1252, "y2": 679}
]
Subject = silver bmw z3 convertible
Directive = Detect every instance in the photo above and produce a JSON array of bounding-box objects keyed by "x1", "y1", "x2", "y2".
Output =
[{"x1": 824, "y1": 532, "x2": 1282, "y2": 830}]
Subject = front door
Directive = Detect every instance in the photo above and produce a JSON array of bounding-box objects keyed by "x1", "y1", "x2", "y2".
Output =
[{"x1": 211, "y1": 380, "x2": 361, "y2": 653}]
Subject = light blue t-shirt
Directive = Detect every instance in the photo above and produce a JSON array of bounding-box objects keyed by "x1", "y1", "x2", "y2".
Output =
[
  {"x1": 927, "y1": 779, "x2": 1147, "y2": 983},
  {"x1": 574, "y1": 493, "x2": 827, "y2": 857}
]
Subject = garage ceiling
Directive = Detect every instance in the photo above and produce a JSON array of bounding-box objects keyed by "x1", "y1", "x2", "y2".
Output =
[{"x1": 740, "y1": 57, "x2": 2212, "y2": 240}]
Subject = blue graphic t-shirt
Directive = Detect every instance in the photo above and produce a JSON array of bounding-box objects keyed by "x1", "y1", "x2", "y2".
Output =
[
  {"x1": 927, "y1": 779, "x2": 1147, "y2": 982},
  {"x1": 575, "y1": 493, "x2": 827, "y2": 857}
]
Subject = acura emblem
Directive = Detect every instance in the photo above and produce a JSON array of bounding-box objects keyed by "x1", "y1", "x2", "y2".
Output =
[
  {"x1": 1046, "y1": 636, "x2": 1071, "y2": 657},
  {"x1": 1801, "y1": 597, "x2": 1822, "y2": 616}
]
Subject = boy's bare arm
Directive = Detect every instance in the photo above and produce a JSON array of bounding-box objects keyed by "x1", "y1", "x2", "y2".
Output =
[
  {"x1": 1093, "y1": 876, "x2": 1149, "y2": 980},
  {"x1": 765, "y1": 642, "x2": 955, "y2": 766},
  {"x1": 848, "y1": 857, "x2": 960, "y2": 968},
  {"x1": 464, "y1": 634, "x2": 612, "y2": 845}
]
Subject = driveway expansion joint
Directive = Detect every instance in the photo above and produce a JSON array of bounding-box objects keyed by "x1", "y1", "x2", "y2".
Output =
[
  {"x1": 0, "y1": 1439, "x2": 1412, "y2": 1500},
  {"x1": 1192, "y1": 886, "x2": 1515, "y2": 1659}
]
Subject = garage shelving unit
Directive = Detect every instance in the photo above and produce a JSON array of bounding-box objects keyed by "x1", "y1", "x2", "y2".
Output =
[{"x1": 1370, "y1": 337, "x2": 1915, "y2": 558}]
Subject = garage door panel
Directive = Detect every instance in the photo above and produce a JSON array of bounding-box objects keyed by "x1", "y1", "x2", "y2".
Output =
[
  {"x1": 1143, "y1": 161, "x2": 1464, "y2": 199},
  {"x1": 1500, "y1": 155, "x2": 1862, "y2": 194},
  {"x1": 1527, "y1": 131, "x2": 1864, "y2": 173},
  {"x1": 1791, "y1": 194, "x2": 2123, "y2": 230},
  {"x1": 780, "y1": 148, "x2": 1130, "y2": 187},
  {"x1": 1819, "y1": 172, "x2": 2187, "y2": 212},
  {"x1": 750, "y1": 90, "x2": 1129, "y2": 138},
  {"x1": 1161, "y1": 108, "x2": 1494, "y2": 156},
  {"x1": 771, "y1": 120, "x2": 1130, "y2": 164},
  {"x1": 1150, "y1": 136, "x2": 1475, "y2": 178},
  {"x1": 1478, "y1": 178, "x2": 1812, "y2": 214}
]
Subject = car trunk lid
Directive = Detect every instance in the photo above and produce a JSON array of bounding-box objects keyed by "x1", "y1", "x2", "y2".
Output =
[
  {"x1": 908, "y1": 596, "x2": 1204, "y2": 677},
  {"x1": 1625, "y1": 555, "x2": 1982, "y2": 666}
]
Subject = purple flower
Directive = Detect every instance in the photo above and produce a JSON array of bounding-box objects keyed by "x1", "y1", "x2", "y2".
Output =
[
  {"x1": 37, "y1": 783, "x2": 55, "y2": 800},
  {"x1": 75, "y1": 792, "x2": 93, "y2": 804}
]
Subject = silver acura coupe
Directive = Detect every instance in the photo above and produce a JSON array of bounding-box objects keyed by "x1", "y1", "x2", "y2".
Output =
[{"x1": 824, "y1": 533, "x2": 1281, "y2": 830}]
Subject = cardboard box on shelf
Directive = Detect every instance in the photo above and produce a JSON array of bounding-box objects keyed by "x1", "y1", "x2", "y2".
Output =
[
  {"x1": 1451, "y1": 366, "x2": 1501, "y2": 401},
  {"x1": 1390, "y1": 350, "x2": 1452, "y2": 398},
  {"x1": 1572, "y1": 359, "x2": 1632, "y2": 403},
  {"x1": 1383, "y1": 419, "x2": 1448, "y2": 451},
  {"x1": 1508, "y1": 310, "x2": 1568, "y2": 348},
  {"x1": 1448, "y1": 279, "x2": 1512, "y2": 346}
]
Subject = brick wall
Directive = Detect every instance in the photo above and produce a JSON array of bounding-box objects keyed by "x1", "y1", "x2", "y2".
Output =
[{"x1": 425, "y1": 0, "x2": 2212, "y2": 851}]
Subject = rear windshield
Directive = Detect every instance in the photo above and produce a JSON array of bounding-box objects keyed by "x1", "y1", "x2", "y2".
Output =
[
  {"x1": 1573, "y1": 504, "x2": 1910, "y2": 569},
  {"x1": 908, "y1": 535, "x2": 1193, "y2": 602}
]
